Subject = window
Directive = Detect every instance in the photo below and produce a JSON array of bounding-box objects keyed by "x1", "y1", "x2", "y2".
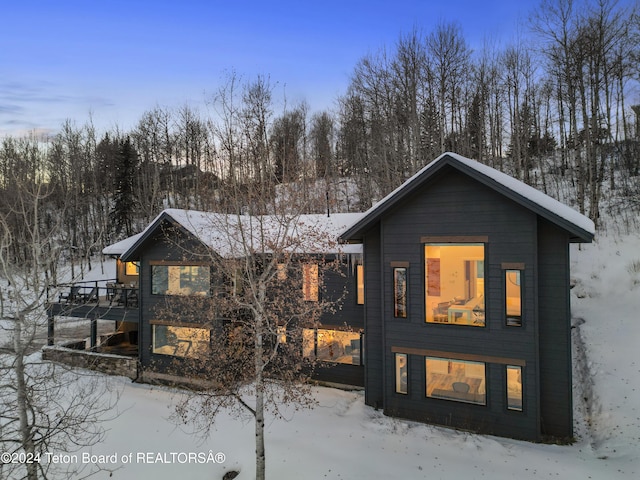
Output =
[
  {"x1": 302, "y1": 263, "x2": 319, "y2": 301},
  {"x1": 152, "y1": 324, "x2": 210, "y2": 358},
  {"x1": 302, "y1": 328, "x2": 361, "y2": 365},
  {"x1": 151, "y1": 265, "x2": 210, "y2": 295},
  {"x1": 395, "y1": 353, "x2": 408, "y2": 394},
  {"x1": 393, "y1": 267, "x2": 407, "y2": 318},
  {"x1": 425, "y1": 357, "x2": 486, "y2": 405},
  {"x1": 125, "y1": 261, "x2": 139, "y2": 276},
  {"x1": 425, "y1": 243, "x2": 485, "y2": 326},
  {"x1": 505, "y1": 270, "x2": 522, "y2": 326},
  {"x1": 356, "y1": 264, "x2": 365, "y2": 305},
  {"x1": 277, "y1": 263, "x2": 288, "y2": 280},
  {"x1": 506, "y1": 365, "x2": 523, "y2": 411}
]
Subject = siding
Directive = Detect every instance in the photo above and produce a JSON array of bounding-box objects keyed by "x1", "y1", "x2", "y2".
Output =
[
  {"x1": 537, "y1": 218, "x2": 573, "y2": 439},
  {"x1": 320, "y1": 255, "x2": 364, "y2": 330},
  {"x1": 374, "y1": 167, "x2": 541, "y2": 440},
  {"x1": 364, "y1": 224, "x2": 384, "y2": 408}
]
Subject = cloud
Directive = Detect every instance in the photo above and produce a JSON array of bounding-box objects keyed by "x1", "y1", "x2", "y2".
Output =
[
  {"x1": 0, "y1": 77, "x2": 116, "y2": 137},
  {"x1": 0, "y1": 103, "x2": 25, "y2": 114}
]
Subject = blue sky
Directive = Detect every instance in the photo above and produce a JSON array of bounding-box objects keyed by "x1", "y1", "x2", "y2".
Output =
[{"x1": 1, "y1": 0, "x2": 545, "y2": 137}]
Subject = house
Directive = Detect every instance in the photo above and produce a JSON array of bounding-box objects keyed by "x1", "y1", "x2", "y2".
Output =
[
  {"x1": 339, "y1": 152, "x2": 595, "y2": 441},
  {"x1": 48, "y1": 151, "x2": 593, "y2": 442},
  {"x1": 115, "y1": 209, "x2": 366, "y2": 386}
]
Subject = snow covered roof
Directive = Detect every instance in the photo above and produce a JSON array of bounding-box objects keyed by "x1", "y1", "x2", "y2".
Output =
[
  {"x1": 340, "y1": 152, "x2": 595, "y2": 243},
  {"x1": 102, "y1": 232, "x2": 144, "y2": 256},
  {"x1": 120, "y1": 209, "x2": 364, "y2": 261}
]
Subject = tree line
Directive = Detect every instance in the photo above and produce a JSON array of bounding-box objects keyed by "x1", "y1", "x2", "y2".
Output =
[{"x1": 1, "y1": 0, "x2": 639, "y2": 278}]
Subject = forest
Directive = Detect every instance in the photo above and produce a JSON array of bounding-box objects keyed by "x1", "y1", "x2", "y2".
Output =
[{"x1": 1, "y1": 0, "x2": 639, "y2": 277}]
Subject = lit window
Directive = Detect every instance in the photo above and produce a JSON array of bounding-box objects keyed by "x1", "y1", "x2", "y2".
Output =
[
  {"x1": 276, "y1": 325, "x2": 287, "y2": 344},
  {"x1": 302, "y1": 328, "x2": 361, "y2": 365},
  {"x1": 506, "y1": 365, "x2": 523, "y2": 411},
  {"x1": 425, "y1": 244, "x2": 485, "y2": 326},
  {"x1": 356, "y1": 264, "x2": 365, "y2": 305},
  {"x1": 425, "y1": 357, "x2": 486, "y2": 405},
  {"x1": 125, "y1": 261, "x2": 139, "y2": 276},
  {"x1": 505, "y1": 270, "x2": 522, "y2": 326},
  {"x1": 393, "y1": 267, "x2": 407, "y2": 318},
  {"x1": 277, "y1": 263, "x2": 287, "y2": 280},
  {"x1": 395, "y1": 353, "x2": 408, "y2": 394},
  {"x1": 152, "y1": 324, "x2": 210, "y2": 358},
  {"x1": 151, "y1": 265, "x2": 210, "y2": 295},
  {"x1": 302, "y1": 264, "x2": 319, "y2": 301}
]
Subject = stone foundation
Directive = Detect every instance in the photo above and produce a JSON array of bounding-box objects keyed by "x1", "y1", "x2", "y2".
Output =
[{"x1": 42, "y1": 343, "x2": 138, "y2": 379}]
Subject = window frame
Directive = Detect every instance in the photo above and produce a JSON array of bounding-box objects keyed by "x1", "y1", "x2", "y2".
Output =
[
  {"x1": 395, "y1": 353, "x2": 408, "y2": 394},
  {"x1": 393, "y1": 265, "x2": 408, "y2": 318},
  {"x1": 151, "y1": 323, "x2": 211, "y2": 358},
  {"x1": 356, "y1": 264, "x2": 365, "y2": 305},
  {"x1": 503, "y1": 264, "x2": 524, "y2": 327},
  {"x1": 302, "y1": 263, "x2": 319, "y2": 302},
  {"x1": 423, "y1": 240, "x2": 486, "y2": 327},
  {"x1": 150, "y1": 263, "x2": 211, "y2": 296},
  {"x1": 302, "y1": 327, "x2": 363, "y2": 365},
  {"x1": 506, "y1": 365, "x2": 524, "y2": 412},
  {"x1": 425, "y1": 356, "x2": 487, "y2": 406},
  {"x1": 124, "y1": 261, "x2": 139, "y2": 276}
]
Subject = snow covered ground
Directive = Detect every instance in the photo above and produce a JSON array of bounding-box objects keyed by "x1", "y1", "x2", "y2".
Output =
[{"x1": 6, "y1": 232, "x2": 639, "y2": 480}]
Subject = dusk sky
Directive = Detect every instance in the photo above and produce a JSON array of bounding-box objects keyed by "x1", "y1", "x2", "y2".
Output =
[{"x1": 0, "y1": 0, "x2": 582, "y2": 137}]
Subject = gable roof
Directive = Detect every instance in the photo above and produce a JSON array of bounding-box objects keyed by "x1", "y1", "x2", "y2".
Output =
[
  {"x1": 119, "y1": 209, "x2": 364, "y2": 261},
  {"x1": 102, "y1": 232, "x2": 144, "y2": 256},
  {"x1": 340, "y1": 152, "x2": 595, "y2": 243}
]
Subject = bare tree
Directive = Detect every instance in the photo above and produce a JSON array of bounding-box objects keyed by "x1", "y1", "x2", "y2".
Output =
[
  {"x1": 0, "y1": 173, "x2": 119, "y2": 480},
  {"x1": 153, "y1": 207, "x2": 347, "y2": 480}
]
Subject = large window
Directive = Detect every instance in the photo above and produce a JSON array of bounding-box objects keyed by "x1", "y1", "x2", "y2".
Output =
[
  {"x1": 303, "y1": 328, "x2": 361, "y2": 365},
  {"x1": 505, "y1": 270, "x2": 522, "y2": 326},
  {"x1": 302, "y1": 264, "x2": 319, "y2": 301},
  {"x1": 425, "y1": 357, "x2": 486, "y2": 405},
  {"x1": 151, "y1": 265, "x2": 210, "y2": 295},
  {"x1": 152, "y1": 324, "x2": 210, "y2": 358},
  {"x1": 506, "y1": 365, "x2": 523, "y2": 411},
  {"x1": 425, "y1": 243, "x2": 485, "y2": 326}
]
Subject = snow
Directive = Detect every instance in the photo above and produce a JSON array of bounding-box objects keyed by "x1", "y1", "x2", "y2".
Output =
[
  {"x1": 342, "y1": 152, "x2": 596, "y2": 241},
  {"x1": 118, "y1": 209, "x2": 364, "y2": 259},
  {"x1": 102, "y1": 233, "x2": 143, "y2": 256},
  {"x1": 31, "y1": 227, "x2": 638, "y2": 479}
]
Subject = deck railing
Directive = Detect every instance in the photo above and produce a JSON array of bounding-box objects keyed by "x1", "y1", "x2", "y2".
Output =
[{"x1": 48, "y1": 279, "x2": 139, "y2": 308}]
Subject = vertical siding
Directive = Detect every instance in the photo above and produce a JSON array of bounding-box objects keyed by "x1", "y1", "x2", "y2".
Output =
[
  {"x1": 363, "y1": 224, "x2": 384, "y2": 408},
  {"x1": 373, "y1": 167, "x2": 541, "y2": 440},
  {"x1": 320, "y1": 255, "x2": 364, "y2": 330},
  {"x1": 537, "y1": 218, "x2": 573, "y2": 439}
]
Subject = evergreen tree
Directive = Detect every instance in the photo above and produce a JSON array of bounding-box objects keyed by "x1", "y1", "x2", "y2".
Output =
[{"x1": 110, "y1": 137, "x2": 138, "y2": 236}]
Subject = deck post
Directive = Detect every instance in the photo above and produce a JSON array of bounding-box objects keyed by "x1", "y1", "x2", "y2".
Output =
[
  {"x1": 47, "y1": 311, "x2": 54, "y2": 346},
  {"x1": 90, "y1": 317, "x2": 98, "y2": 351}
]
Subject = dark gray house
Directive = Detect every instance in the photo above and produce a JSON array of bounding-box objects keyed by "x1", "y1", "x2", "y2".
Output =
[
  {"x1": 340, "y1": 152, "x2": 594, "y2": 441},
  {"x1": 117, "y1": 209, "x2": 365, "y2": 386}
]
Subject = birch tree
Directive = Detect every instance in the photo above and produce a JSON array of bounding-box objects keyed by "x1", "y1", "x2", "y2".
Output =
[
  {"x1": 0, "y1": 172, "x2": 118, "y2": 480},
  {"x1": 152, "y1": 78, "x2": 348, "y2": 479}
]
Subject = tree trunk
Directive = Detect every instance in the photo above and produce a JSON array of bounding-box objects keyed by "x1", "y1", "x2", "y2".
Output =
[
  {"x1": 14, "y1": 314, "x2": 38, "y2": 480},
  {"x1": 255, "y1": 312, "x2": 266, "y2": 480}
]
